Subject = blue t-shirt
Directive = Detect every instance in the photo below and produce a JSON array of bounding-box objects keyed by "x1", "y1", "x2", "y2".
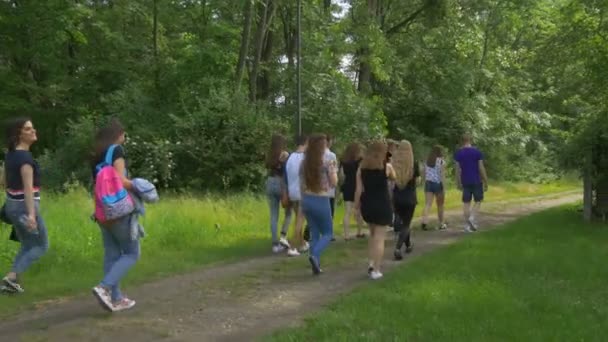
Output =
[{"x1": 454, "y1": 147, "x2": 483, "y2": 185}]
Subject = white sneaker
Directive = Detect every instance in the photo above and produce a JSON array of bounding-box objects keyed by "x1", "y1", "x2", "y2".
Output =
[
  {"x1": 279, "y1": 237, "x2": 291, "y2": 249},
  {"x1": 92, "y1": 285, "x2": 113, "y2": 311},
  {"x1": 299, "y1": 241, "x2": 310, "y2": 253},
  {"x1": 287, "y1": 248, "x2": 300, "y2": 257},
  {"x1": 370, "y1": 270, "x2": 383, "y2": 280},
  {"x1": 463, "y1": 225, "x2": 473, "y2": 233},
  {"x1": 468, "y1": 217, "x2": 478, "y2": 231},
  {"x1": 439, "y1": 223, "x2": 448, "y2": 230},
  {"x1": 272, "y1": 245, "x2": 285, "y2": 253},
  {"x1": 112, "y1": 297, "x2": 136, "y2": 312}
]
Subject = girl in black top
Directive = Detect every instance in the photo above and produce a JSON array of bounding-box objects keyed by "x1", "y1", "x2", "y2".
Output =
[
  {"x1": 2, "y1": 118, "x2": 48, "y2": 294},
  {"x1": 340, "y1": 143, "x2": 365, "y2": 240},
  {"x1": 391, "y1": 140, "x2": 420, "y2": 260},
  {"x1": 355, "y1": 141, "x2": 396, "y2": 280},
  {"x1": 265, "y1": 134, "x2": 293, "y2": 253}
]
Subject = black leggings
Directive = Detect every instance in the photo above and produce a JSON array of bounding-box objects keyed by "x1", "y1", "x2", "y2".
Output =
[{"x1": 394, "y1": 202, "x2": 416, "y2": 249}]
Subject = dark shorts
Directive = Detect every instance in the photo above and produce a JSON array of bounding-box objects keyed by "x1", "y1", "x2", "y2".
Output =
[
  {"x1": 424, "y1": 181, "x2": 444, "y2": 194},
  {"x1": 462, "y1": 183, "x2": 484, "y2": 203}
]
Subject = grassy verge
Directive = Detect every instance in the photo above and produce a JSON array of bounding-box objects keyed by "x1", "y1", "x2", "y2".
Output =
[
  {"x1": 266, "y1": 205, "x2": 608, "y2": 341},
  {"x1": 0, "y1": 180, "x2": 579, "y2": 317}
]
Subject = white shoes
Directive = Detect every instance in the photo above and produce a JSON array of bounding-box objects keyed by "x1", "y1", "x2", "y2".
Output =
[
  {"x1": 287, "y1": 248, "x2": 300, "y2": 257},
  {"x1": 369, "y1": 270, "x2": 383, "y2": 280},
  {"x1": 279, "y1": 237, "x2": 291, "y2": 249},
  {"x1": 299, "y1": 241, "x2": 310, "y2": 253}
]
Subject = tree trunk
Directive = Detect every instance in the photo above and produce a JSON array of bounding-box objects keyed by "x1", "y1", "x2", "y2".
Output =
[
  {"x1": 249, "y1": 0, "x2": 276, "y2": 102},
  {"x1": 236, "y1": 0, "x2": 254, "y2": 93},
  {"x1": 153, "y1": 0, "x2": 159, "y2": 92}
]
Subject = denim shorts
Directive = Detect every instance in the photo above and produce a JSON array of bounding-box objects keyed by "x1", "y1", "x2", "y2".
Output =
[
  {"x1": 462, "y1": 183, "x2": 484, "y2": 203},
  {"x1": 424, "y1": 181, "x2": 444, "y2": 194}
]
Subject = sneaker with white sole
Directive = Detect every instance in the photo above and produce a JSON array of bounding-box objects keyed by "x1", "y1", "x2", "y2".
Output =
[
  {"x1": 112, "y1": 297, "x2": 136, "y2": 312},
  {"x1": 3, "y1": 276, "x2": 24, "y2": 293},
  {"x1": 279, "y1": 236, "x2": 291, "y2": 249},
  {"x1": 439, "y1": 223, "x2": 448, "y2": 230},
  {"x1": 92, "y1": 285, "x2": 113, "y2": 312},
  {"x1": 287, "y1": 248, "x2": 300, "y2": 257},
  {"x1": 468, "y1": 218, "x2": 478, "y2": 231},
  {"x1": 463, "y1": 225, "x2": 474, "y2": 233},
  {"x1": 299, "y1": 241, "x2": 310, "y2": 253},
  {"x1": 272, "y1": 244, "x2": 285, "y2": 253},
  {"x1": 370, "y1": 270, "x2": 383, "y2": 280}
]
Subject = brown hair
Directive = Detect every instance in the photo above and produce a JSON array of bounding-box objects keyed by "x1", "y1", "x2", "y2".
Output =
[
  {"x1": 302, "y1": 134, "x2": 327, "y2": 193},
  {"x1": 92, "y1": 117, "x2": 125, "y2": 166},
  {"x1": 341, "y1": 142, "x2": 362, "y2": 164},
  {"x1": 426, "y1": 145, "x2": 444, "y2": 168},
  {"x1": 265, "y1": 134, "x2": 287, "y2": 170},
  {"x1": 393, "y1": 140, "x2": 414, "y2": 189},
  {"x1": 462, "y1": 133, "x2": 472, "y2": 145},
  {"x1": 360, "y1": 140, "x2": 387, "y2": 170}
]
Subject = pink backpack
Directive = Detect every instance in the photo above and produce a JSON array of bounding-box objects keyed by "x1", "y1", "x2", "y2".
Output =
[{"x1": 94, "y1": 145, "x2": 134, "y2": 223}]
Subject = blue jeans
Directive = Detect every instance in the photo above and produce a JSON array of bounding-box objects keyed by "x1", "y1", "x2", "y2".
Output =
[
  {"x1": 266, "y1": 176, "x2": 292, "y2": 244},
  {"x1": 301, "y1": 194, "x2": 333, "y2": 262},
  {"x1": 5, "y1": 199, "x2": 49, "y2": 274},
  {"x1": 99, "y1": 216, "x2": 140, "y2": 302}
]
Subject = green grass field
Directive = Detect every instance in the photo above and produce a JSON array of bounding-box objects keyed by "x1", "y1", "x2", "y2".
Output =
[
  {"x1": 0, "y1": 181, "x2": 578, "y2": 316},
  {"x1": 266, "y1": 205, "x2": 608, "y2": 341}
]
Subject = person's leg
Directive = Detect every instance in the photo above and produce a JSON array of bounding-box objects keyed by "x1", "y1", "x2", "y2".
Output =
[
  {"x1": 99, "y1": 225, "x2": 122, "y2": 300},
  {"x1": 422, "y1": 191, "x2": 434, "y2": 229},
  {"x1": 402, "y1": 204, "x2": 416, "y2": 251},
  {"x1": 343, "y1": 201, "x2": 353, "y2": 240},
  {"x1": 279, "y1": 202, "x2": 293, "y2": 247},
  {"x1": 462, "y1": 186, "x2": 473, "y2": 231},
  {"x1": 10, "y1": 213, "x2": 49, "y2": 276},
  {"x1": 371, "y1": 225, "x2": 387, "y2": 273},
  {"x1": 436, "y1": 185, "x2": 446, "y2": 228},
  {"x1": 302, "y1": 195, "x2": 323, "y2": 274},
  {"x1": 355, "y1": 208, "x2": 365, "y2": 236},
  {"x1": 290, "y1": 202, "x2": 305, "y2": 250},
  {"x1": 314, "y1": 197, "x2": 333, "y2": 258},
  {"x1": 470, "y1": 183, "x2": 484, "y2": 228},
  {"x1": 266, "y1": 177, "x2": 281, "y2": 247},
  {"x1": 367, "y1": 224, "x2": 376, "y2": 269},
  {"x1": 101, "y1": 217, "x2": 140, "y2": 303}
]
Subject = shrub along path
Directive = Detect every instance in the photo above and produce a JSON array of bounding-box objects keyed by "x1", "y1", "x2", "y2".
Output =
[{"x1": 0, "y1": 192, "x2": 581, "y2": 341}]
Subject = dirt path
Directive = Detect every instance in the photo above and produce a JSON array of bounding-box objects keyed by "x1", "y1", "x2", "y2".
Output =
[{"x1": 0, "y1": 193, "x2": 581, "y2": 342}]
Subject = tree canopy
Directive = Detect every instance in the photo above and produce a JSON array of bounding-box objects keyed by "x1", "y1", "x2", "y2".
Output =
[{"x1": 0, "y1": 0, "x2": 606, "y2": 191}]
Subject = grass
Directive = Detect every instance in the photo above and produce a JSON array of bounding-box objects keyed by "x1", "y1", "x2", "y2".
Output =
[
  {"x1": 266, "y1": 205, "x2": 608, "y2": 342},
  {"x1": 0, "y1": 180, "x2": 579, "y2": 317}
]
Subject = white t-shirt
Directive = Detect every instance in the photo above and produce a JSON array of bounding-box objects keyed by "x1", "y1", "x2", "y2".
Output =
[
  {"x1": 324, "y1": 149, "x2": 337, "y2": 197},
  {"x1": 286, "y1": 151, "x2": 305, "y2": 201}
]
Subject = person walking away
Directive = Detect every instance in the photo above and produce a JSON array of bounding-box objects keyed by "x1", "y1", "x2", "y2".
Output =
[
  {"x1": 391, "y1": 140, "x2": 420, "y2": 260},
  {"x1": 340, "y1": 142, "x2": 365, "y2": 240},
  {"x1": 265, "y1": 134, "x2": 293, "y2": 253},
  {"x1": 454, "y1": 134, "x2": 488, "y2": 232},
  {"x1": 285, "y1": 135, "x2": 308, "y2": 256},
  {"x1": 355, "y1": 141, "x2": 396, "y2": 280},
  {"x1": 1, "y1": 118, "x2": 49, "y2": 294},
  {"x1": 421, "y1": 145, "x2": 447, "y2": 230},
  {"x1": 90, "y1": 118, "x2": 140, "y2": 312},
  {"x1": 300, "y1": 134, "x2": 338, "y2": 275}
]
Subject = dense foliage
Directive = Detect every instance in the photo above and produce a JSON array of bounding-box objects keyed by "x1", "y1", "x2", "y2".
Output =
[{"x1": 0, "y1": 0, "x2": 606, "y2": 191}]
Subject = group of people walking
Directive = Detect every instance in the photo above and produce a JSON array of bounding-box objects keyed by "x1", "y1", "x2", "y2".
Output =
[
  {"x1": 265, "y1": 133, "x2": 488, "y2": 279},
  {"x1": 1, "y1": 117, "x2": 152, "y2": 313},
  {"x1": 0, "y1": 117, "x2": 487, "y2": 314}
]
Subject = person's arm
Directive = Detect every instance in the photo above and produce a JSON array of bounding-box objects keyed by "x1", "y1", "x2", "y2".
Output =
[
  {"x1": 354, "y1": 168, "x2": 364, "y2": 209},
  {"x1": 455, "y1": 163, "x2": 462, "y2": 190},
  {"x1": 20, "y1": 164, "x2": 37, "y2": 230},
  {"x1": 386, "y1": 163, "x2": 397, "y2": 181},
  {"x1": 279, "y1": 151, "x2": 289, "y2": 162},
  {"x1": 441, "y1": 159, "x2": 447, "y2": 185},
  {"x1": 479, "y1": 160, "x2": 488, "y2": 190},
  {"x1": 327, "y1": 160, "x2": 338, "y2": 188},
  {"x1": 113, "y1": 158, "x2": 133, "y2": 190}
]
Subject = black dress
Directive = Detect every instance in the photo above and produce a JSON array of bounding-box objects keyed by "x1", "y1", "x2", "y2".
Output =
[
  {"x1": 360, "y1": 167, "x2": 393, "y2": 226},
  {"x1": 340, "y1": 159, "x2": 361, "y2": 202}
]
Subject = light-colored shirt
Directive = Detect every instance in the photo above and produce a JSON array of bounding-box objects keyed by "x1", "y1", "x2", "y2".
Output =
[
  {"x1": 286, "y1": 151, "x2": 305, "y2": 201},
  {"x1": 325, "y1": 149, "x2": 337, "y2": 197}
]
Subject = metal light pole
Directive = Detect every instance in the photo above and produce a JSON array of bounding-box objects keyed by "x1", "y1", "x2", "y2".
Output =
[{"x1": 296, "y1": 0, "x2": 302, "y2": 137}]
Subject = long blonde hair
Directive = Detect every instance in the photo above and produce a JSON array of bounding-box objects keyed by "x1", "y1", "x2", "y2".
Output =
[
  {"x1": 393, "y1": 140, "x2": 414, "y2": 189},
  {"x1": 360, "y1": 140, "x2": 387, "y2": 170}
]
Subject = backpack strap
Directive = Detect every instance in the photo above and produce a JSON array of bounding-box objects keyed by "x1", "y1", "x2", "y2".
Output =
[{"x1": 95, "y1": 144, "x2": 119, "y2": 175}]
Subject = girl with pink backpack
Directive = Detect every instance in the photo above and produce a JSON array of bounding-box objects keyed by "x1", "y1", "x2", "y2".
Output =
[{"x1": 90, "y1": 118, "x2": 139, "y2": 312}]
